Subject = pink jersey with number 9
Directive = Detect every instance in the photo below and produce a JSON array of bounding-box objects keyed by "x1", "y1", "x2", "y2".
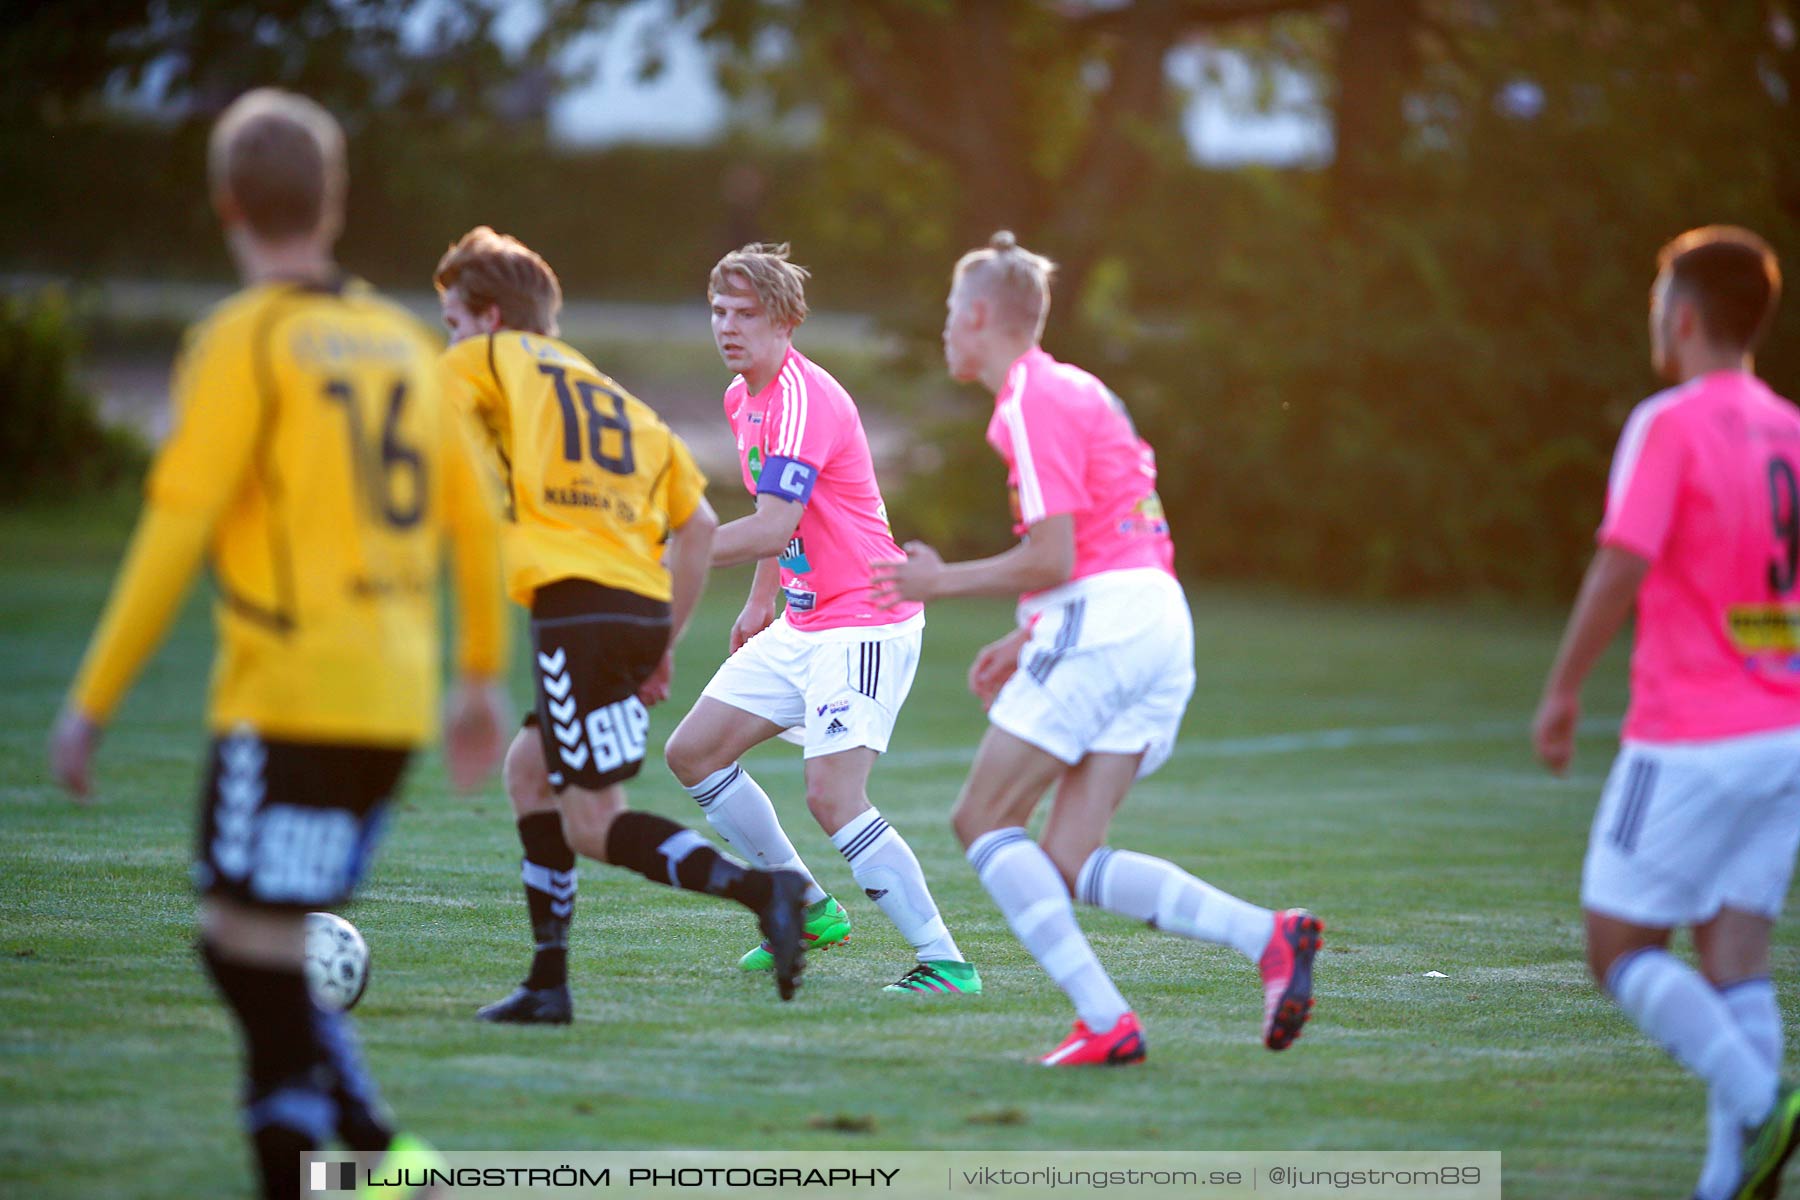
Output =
[
  {"x1": 1599, "y1": 369, "x2": 1800, "y2": 741},
  {"x1": 985, "y1": 348, "x2": 1175, "y2": 599}
]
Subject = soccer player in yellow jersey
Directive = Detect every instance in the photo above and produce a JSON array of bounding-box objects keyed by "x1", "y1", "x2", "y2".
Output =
[
  {"x1": 433, "y1": 227, "x2": 809, "y2": 1019},
  {"x1": 45, "y1": 90, "x2": 509, "y2": 1200}
]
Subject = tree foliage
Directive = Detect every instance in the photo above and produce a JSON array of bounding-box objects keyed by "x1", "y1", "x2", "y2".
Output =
[{"x1": 8, "y1": 0, "x2": 1800, "y2": 597}]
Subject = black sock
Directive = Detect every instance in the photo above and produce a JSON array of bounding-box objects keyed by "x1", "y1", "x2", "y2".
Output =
[
  {"x1": 605, "y1": 810, "x2": 773, "y2": 911},
  {"x1": 200, "y1": 940, "x2": 332, "y2": 1200},
  {"x1": 314, "y1": 1007, "x2": 394, "y2": 1155},
  {"x1": 517, "y1": 812, "x2": 576, "y2": 989},
  {"x1": 251, "y1": 1128, "x2": 309, "y2": 1200}
]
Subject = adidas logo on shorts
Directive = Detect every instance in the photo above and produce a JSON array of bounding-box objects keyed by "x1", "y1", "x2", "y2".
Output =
[{"x1": 825, "y1": 718, "x2": 848, "y2": 737}]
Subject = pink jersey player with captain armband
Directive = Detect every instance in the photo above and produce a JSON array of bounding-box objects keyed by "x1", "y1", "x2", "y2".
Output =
[
  {"x1": 725, "y1": 346, "x2": 922, "y2": 631},
  {"x1": 671, "y1": 242, "x2": 978, "y2": 998},
  {"x1": 985, "y1": 346, "x2": 1175, "y2": 596}
]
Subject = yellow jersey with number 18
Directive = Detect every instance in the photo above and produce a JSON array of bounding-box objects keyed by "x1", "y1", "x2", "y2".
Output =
[{"x1": 441, "y1": 331, "x2": 706, "y2": 606}]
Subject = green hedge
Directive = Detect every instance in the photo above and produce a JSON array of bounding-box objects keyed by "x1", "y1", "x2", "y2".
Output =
[{"x1": 0, "y1": 290, "x2": 145, "y2": 503}]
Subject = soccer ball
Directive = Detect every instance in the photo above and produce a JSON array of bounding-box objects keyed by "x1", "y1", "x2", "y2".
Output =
[{"x1": 304, "y1": 911, "x2": 370, "y2": 1012}]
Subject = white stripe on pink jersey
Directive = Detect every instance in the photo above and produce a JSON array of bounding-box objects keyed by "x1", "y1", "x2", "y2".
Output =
[
  {"x1": 1606, "y1": 381, "x2": 1693, "y2": 514},
  {"x1": 775, "y1": 368, "x2": 795, "y2": 454},
  {"x1": 777, "y1": 360, "x2": 809, "y2": 456},
  {"x1": 1001, "y1": 364, "x2": 1047, "y2": 523},
  {"x1": 985, "y1": 347, "x2": 1175, "y2": 597}
]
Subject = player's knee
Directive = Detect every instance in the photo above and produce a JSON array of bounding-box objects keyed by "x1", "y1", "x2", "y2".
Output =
[
  {"x1": 1582, "y1": 921, "x2": 1619, "y2": 988},
  {"x1": 950, "y1": 798, "x2": 992, "y2": 850},
  {"x1": 503, "y1": 733, "x2": 551, "y2": 812},
  {"x1": 662, "y1": 725, "x2": 712, "y2": 787},
  {"x1": 1583, "y1": 912, "x2": 1670, "y2": 992},
  {"x1": 804, "y1": 784, "x2": 861, "y2": 832},
  {"x1": 558, "y1": 787, "x2": 627, "y2": 861},
  {"x1": 200, "y1": 897, "x2": 306, "y2": 965},
  {"x1": 1040, "y1": 847, "x2": 1083, "y2": 895},
  {"x1": 1584, "y1": 940, "x2": 1620, "y2": 991}
]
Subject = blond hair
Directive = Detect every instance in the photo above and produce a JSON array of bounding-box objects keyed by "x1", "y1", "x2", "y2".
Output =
[
  {"x1": 208, "y1": 88, "x2": 346, "y2": 240},
  {"x1": 433, "y1": 226, "x2": 563, "y2": 335},
  {"x1": 954, "y1": 231, "x2": 1057, "y2": 337},
  {"x1": 709, "y1": 243, "x2": 810, "y2": 329}
]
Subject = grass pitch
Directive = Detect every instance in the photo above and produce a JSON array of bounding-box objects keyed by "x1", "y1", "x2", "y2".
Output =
[{"x1": 1, "y1": 492, "x2": 1786, "y2": 1199}]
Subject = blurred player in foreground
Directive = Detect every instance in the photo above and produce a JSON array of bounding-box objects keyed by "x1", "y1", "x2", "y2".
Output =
[
  {"x1": 872, "y1": 231, "x2": 1323, "y2": 1065},
  {"x1": 48, "y1": 89, "x2": 510, "y2": 1199},
  {"x1": 1533, "y1": 226, "x2": 1800, "y2": 1200},
  {"x1": 434, "y1": 227, "x2": 809, "y2": 1020},
  {"x1": 661, "y1": 243, "x2": 980, "y2": 995}
]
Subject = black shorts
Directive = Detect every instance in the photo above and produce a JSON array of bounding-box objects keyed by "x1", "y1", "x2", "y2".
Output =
[
  {"x1": 527, "y1": 579, "x2": 671, "y2": 792},
  {"x1": 192, "y1": 730, "x2": 411, "y2": 912}
]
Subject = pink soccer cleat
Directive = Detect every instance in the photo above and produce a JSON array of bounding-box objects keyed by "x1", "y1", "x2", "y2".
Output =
[
  {"x1": 1259, "y1": 909, "x2": 1323, "y2": 1050},
  {"x1": 1039, "y1": 1012, "x2": 1147, "y2": 1067}
]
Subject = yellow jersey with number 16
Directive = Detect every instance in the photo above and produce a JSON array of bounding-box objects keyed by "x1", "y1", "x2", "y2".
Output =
[{"x1": 69, "y1": 278, "x2": 505, "y2": 746}]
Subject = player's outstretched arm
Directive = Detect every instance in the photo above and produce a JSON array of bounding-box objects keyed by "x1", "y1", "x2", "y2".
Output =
[
  {"x1": 1532, "y1": 544, "x2": 1651, "y2": 774},
  {"x1": 51, "y1": 317, "x2": 265, "y2": 801},
  {"x1": 870, "y1": 513, "x2": 1075, "y2": 607},
  {"x1": 711, "y1": 493, "x2": 803, "y2": 569},
  {"x1": 52, "y1": 506, "x2": 213, "y2": 801}
]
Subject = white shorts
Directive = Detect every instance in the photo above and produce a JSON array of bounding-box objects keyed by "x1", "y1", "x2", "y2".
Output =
[
  {"x1": 1581, "y1": 724, "x2": 1800, "y2": 927},
  {"x1": 988, "y1": 568, "x2": 1196, "y2": 779},
  {"x1": 700, "y1": 612, "x2": 923, "y2": 759}
]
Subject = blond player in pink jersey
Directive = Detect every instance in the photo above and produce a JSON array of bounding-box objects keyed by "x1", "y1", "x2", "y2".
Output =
[
  {"x1": 872, "y1": 232, "x2": 1322, "y2": 1065},
  {"x1": 663, "y1": 244, "x2": 980, "y2": 996},
  {"x1": 1533, "y1": 227, "x2": 1800, "y2": 1200}
]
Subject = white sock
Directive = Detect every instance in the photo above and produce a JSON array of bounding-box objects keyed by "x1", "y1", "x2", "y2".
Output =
[
  {"x1": 968, "y1": 828, "x2": 1128, "y2": 1030},
  {"x1": 1698, "y1": 978, "x2": 1783, "y2": 1200},
  {"x1": 1609, "y1": 949, "x2": 1777, "y2": 1127},
  {"x1": 684, "y1": 764, "x2": 826, "y2": 904},
  {"x1": 831, "y1": 808, "x2": 962, "y2": 963},
  {"x1": 1076, "y1": 847, "x2": 1276, "y2": 963}
]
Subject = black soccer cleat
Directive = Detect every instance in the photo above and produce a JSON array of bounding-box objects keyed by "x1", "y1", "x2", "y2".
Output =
[
  {"x1": 477, "y1": 983, "x2": 572, "y2": 1025},
  {"x1": 756, "y1": 870, "x2": 809, "y2": 1002}
]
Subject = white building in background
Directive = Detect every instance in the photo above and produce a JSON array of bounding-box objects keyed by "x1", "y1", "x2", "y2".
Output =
[{"x1": 516, "y1": 0, "x2": 1330, "y2": 164}]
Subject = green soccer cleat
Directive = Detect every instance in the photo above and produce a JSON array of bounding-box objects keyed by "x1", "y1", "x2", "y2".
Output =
[
  {"x1": 358, "y1": 1132, "x2": 447, "y2": 1199},
  {"x1": 739, "y1": 895, "x2": 851, "y2": 971},
  {"x1": 883, "y1": 960, "x2": 983, "y2": 996},
  {"x1": 1738, "y1": 1082, "x2": 1800, "y2": 1200}
]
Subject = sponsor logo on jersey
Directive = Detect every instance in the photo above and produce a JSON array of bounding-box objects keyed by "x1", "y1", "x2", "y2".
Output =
[
  {"x1": 1729, "y1": 604, "x2": 1800, "y2": 653},
  {"x1": 783, "y1": 586, "x2": 816, "y2": 612},
  {"x1": 747, "y1": 445, "x2": 763, "y2": 483},
  {"x1": 778, "y1": 535, "x2": 811, "y2": 574},
  {"x1": 543, "y1": 486, "x2": 638, "y2": 522},
  {"x1": 1129, "y1": 491, "x2": 1170, "y2": 535}
]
